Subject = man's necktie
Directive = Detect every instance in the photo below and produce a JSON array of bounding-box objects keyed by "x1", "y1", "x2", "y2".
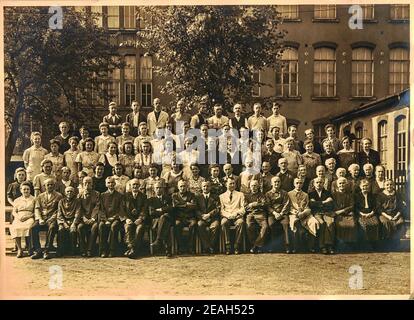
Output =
[{"x1": 229, "y1": 192, "x2": 233, "y2": 202}]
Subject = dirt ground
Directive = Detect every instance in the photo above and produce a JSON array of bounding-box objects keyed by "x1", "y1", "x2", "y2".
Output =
[{"x1": 0, "y1": 252, "x2": 410, "y2": 298}]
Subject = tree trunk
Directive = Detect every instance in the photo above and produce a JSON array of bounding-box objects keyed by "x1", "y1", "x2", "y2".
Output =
[{"x1": 5, "y1": 96, "x2": 24, "y2": 171}]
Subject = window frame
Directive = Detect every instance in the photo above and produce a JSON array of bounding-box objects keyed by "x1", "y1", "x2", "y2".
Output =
[
  {"x1": 276, "y1": 47, "x2": 299, "y2": 98},
  {"x1": 351, "y1": 47, "x2": 374, "y2": 98},
  {"x1": 313, "y1": 47, "x2": 337, "y2": 98}
]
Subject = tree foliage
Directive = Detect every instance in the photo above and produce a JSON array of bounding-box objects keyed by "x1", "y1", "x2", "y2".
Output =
[
  {"x1": 4, "y1": 6, "x2": 120, "y2": 167},
  {"x1": 136, "y1": 6, "x2": 286, "y2": 111}
]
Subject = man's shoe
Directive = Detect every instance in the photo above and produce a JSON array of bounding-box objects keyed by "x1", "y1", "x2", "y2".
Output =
[
  {"x1": 166, "y1": 251, "x2": 173, "y2": 258},
  {"x1": 285, "y1": 249, "x2": 291, "y2": 254},
  {"x1": 310, "y1": 249, "x2": 316, "y2": 253},
  {"x1": 150, "y1": 240, "x2": 161, "y2": 248},
  {"x1": 101, "y1": 253, "x2": 108, "y2": 258},
  {"x1": 329, "y1": 248, "x2": 335, "y2": 255},
  {"x1": 249, "y1": 247, "x2": 257, "y2": 254},
  {"x1": 127, "y1": 249, "x2": 135, "y2": 259},
  {"x1": 124, "y1": 249, "x2": 131, "y2": 257},
  {"x1": 234, "y1": 249, "x2": 240, "y2": 255},
  {"x1": 321, "y1": 248, "x2": 328, "y2": 255},
  {"x1": 31, "y1": 251, "x2": 42, "y2": 260},
  {"x1": 43, "y1": 252, "x2": 51, "y2": 260},
  {"x1": 108, "y1": 252, "x2": 115, "y2": 258},
  {"x1": 86, "y1": 251, "x2": 92, "y2": 258},
  {"x1": 16, "y1": 250, "x2": 23, "y2": 258},
  {"x1": 208, "y1": 247, "x2": 215, "y2": 255}
]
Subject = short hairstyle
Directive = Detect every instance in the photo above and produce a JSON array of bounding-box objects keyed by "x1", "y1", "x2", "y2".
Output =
[
  {"x1": 68, "y1": 136, "x2": 79, "y2": 144},
  {"x1": 84, "y1": 137, "x2": 95, "y2": 148},
  {"x1": 30, "y1": 132, "x2": 42, "y2": 144},
  {"x1": 40, "y1": 159, "x2": 53, "y2": 167},
  {"x1": 278, "y1": 158, "x2": 287, "y2": 165},
  {"x1": 324, "y1": 124, "x2": 335, "y2": 131},
  {"x1": 271, "y1": 176, "x2": 281, "y2": 183},
  {"x1": 348, "y1": 163, "x2": 360, "y2": 172},
  {"x1": 337, "y1": 177, "x2": 347, "y2": 184},
  {"x1": 293, "y1": 177, "x2": 303, "y2": 184},
  {"x1": 109, "y1": 101, "x2": 117, "y2": 108},
  {"x1": 335, "y1": 167, "x2": 346, "y2": 178},
  {"x1": 363, "y1": 163, "x2": 374, "y2": 171},
  {"x1": 122, "y1": 122, "x2": 131, "y2": 128},
  {"x1": 99, "y1": 122, "x2": 109, "y2": 129},
  {"x1": 303, "y1": 139, "x2": 314, "y2": 147},
  {"x1": 375, "y1": 164, "x2": 385, "y2": 171},
  {"x1": 304, "y1": 128, "x2": 314, "y2": 135},
  {"x1": 361, "y1": 137, "x2": 372, "y2": 144},
  {"x1": 44, "y1": 177, "x2": 56, "y2": 185},
  {"x1": 325, "y1": 158, "x2": 337, "y2": 166},
  {"x1": 49, "y1": 139, "x2": 61, "y2": 146},
  {"x1": 61, "y1": 166, "x2": 71, "y2": 173},
  {"x1": 121, "y1": 141, "x2": 135, "y2": 154},
  {"x1": 94, "y1": 162, "x2": 105, "y2": 170},
  {"x1": 105, "y1": 176, "x2": 115, "y2": 183},
  {"x1": 359, "y1": 178, "x2": 370, "y2": 186},
  {"x1": 20, "y1": 181, "x2": 32, "y2": 189},
  {"x1": 59, "y1": 121, "x2": 69, "y2": 127}
]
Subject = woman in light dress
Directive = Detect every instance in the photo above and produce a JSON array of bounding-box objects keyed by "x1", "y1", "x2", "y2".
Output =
[
  {"x1": 75, "y1": 138, "x2": 100, "y2": 177},
  {"x1": 22, "y1": 132, "x2": 49, "y2": 181},
  {"x1": 10, "y1": 182, "x2": 35, "y2": 258}
]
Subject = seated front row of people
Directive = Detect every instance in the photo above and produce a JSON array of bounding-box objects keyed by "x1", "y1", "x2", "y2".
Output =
[{"x1": 9, "y1": 172, "x2": 406, "y2": 260}]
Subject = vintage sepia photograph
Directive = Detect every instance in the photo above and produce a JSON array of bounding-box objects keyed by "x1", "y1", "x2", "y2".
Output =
[{"x1": 0, "y1": 1, "x2": 411, "y2": 300}]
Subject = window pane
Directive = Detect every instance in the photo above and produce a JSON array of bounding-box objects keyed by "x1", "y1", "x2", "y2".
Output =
[
  {"x1": 140, "y1": 56, "x2": 153, "y2": 80},
  {"x1": 124, "y1": 6, "x2": 136, "y2": 29},
  {"x1": 108, "y1": 6, "x2": 120, "y2": 28},
  {"x1": 124, "y1": 56, "x2": 136, "y2": 80}
]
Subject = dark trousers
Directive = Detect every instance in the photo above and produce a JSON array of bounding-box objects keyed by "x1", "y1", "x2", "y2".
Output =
[
  {"x1": 268, "y1": 215, "x2": 290, "y2": 249},
  {"x1": 314, "y1": 213, "x2": 335, "y2": 248},
  {"x1": 175, "y1": 218, "x2": 197, "y2": 253},
  {"x1": 98, "y1": 220, "x2": 121, "y2": 255},
  {"x1": 287, "y1": 216, "x2": 304, "y2": 251},
  {"x1": 125, "y1": 221, "x2": 146, "y2": 250},
  {"x1": 30, "y1": 220, "x2": 57, "y2": 253},
  {"x1": 78, "y1": 222, "x2": 98, "y2": 254},
  {"x1": 221, "y1": 217, "x2": 245, "y2": 250},
  {"x1": 197, "y1": 219, "x2": 220, "y2": 250},
  {"x1": 153, "y1": 213, "x2": 173, "y2": 244},
  {"x1": 57, "y1": 222, "x2": 79, "y2": 256},
  {"x1": 246, "y1": 214, "x2": 269, "y2": 248}
]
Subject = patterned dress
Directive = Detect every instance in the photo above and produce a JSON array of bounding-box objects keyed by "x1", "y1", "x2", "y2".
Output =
[
  {"x1": 75, "y1": 151, "x2": 100, "y2": 177},
  {"x1": 354, "y1": 191, "x2": 379, "y2": 241},
  {"x1": 376, "y1": 191, "x2": 405, "y2": 240},
  {"x1": 22, "y1": 146, "x2": 49, "y2": 181},
  {"x1": 63, "y1": 149, "x2": 80, "y2": 181},
  {"x1": 119, "y1": 154, "x2": 135, "y2": 178},
  {"x1": 333, "y1": 191, "x2": 357, "y2": 242},
  {"x1": 10, "y1": 195, "x2": 35, "y2": 238}
]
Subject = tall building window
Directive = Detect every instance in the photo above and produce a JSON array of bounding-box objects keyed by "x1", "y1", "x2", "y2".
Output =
[
  {"x1": 124, "y1": 6, "x2": 136, "y2": 29},
  {"x1": 390, "y1": 4, "x2": 409, "y2": 20},
  {"x1": 107, "y1": 6, "x2": 120, "y2": 29},
  {"x1": 395, "y1": 115, "x2": 407, "y2": 173},
  {"x1": 124, "y1": 55, "x2": 136, "y2": 107},
  {"x1": 313, "y1": 47, "x2": 336, "y2": 97},
  {"x1": 277, "y1": 5, "x2": 299, "y2": 20},
  {"x1": 314, "y1": 5, "x2": 336, "y2": 19},
  {"x1": 361, "y1": 4, "x2": 375, "y2": 20},
  {"x1": 354, "y1": 123, "x2": 364, "y2": 152},
  {"x1": 351, "y1": 47, "x2": 374, "y2": 97},
  {"x1": 108, "y1": 56, "x2": 120, "y2": 104},
  {"x1": 389, "y1": 47, "x2": 409, "y2": 94},
  {"x1": 252, "y1": 70, "x2": 261, "y2": 97},
  {"x1": 276, "y1": 47, "x2": 299, "y2": 97},
  {"x1": 140, "y1": 55, "x2": 153, "y2": 107},
  {"x1": 378, "y1": 120, "x2": 388, "y2": 166},
  {"x1": 91, "y1": 6, "x2": 103, "y2": 27}
]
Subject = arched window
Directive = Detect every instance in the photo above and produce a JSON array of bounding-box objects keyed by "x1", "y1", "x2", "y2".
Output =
[
  {"x1": 378, "y1": 120, "x2": 387, "y2": 166},
  {"x1": 352, "y1": 47, "x2": 374, "y2": 97},
  {"x1": 389, "y1": 47, "x2": 409, "y2": 94},
  {"x1": 395, "y1": 115, "x2": 407, "y2": 173},
  {"x1": 314, "y1": 47, "x2": 336, "y2": 97},
  {"x1": 354, "y1": 122, "x2": 364, "y2": 152},
  {"x1": 276, "y1": 47, "x2": 299, "y2": 97}
]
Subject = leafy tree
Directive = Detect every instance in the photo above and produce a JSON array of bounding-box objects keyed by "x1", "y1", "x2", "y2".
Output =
[
  {"x1": 136, "y1": 6, "x2": 286, "y2": 112},
  {"x1": 4, "y1": 6, "x2": 121, "y2": 169}
]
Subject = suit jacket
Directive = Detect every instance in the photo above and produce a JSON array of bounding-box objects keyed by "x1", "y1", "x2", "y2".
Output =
[
  {"x1": 126, "y1": 112, "x2": 146, "y2": 130},
  {"x1": 276, "y1": 170, "x2": 295, "y2": 192},
  {"x1": 124, "y1": 191, "x2": 148, "y2": 222},
  {"x1": 265, "y1": 189, "x2": 290, "y2": 216},
  {"x1": 78, "y1": 190, "x2": 100, "y2": 222},
  {"x1": 219, "y1": 190, "x2": 245, "y2": 219},
  {"x1": 195, "y1": 193, "x2": 220, "y2": 221},
  {"x1": 222, "y1": 174, "x2": 241, "y2": 191},
  {"x1": 147, "y1": 111, "x2": 169, "y2": 136},
  {"x1": 98, "y1": 190, "x2": 124, "y2": 221},
  {"x1": 244, "y1": 192, "x2": 267, "y2": 216},
  {"x1": 54, "y1": 134, "x2": 71, "y2": 154},
  {"x1": 309, "y1": 189, "x2": 334, "y2": 214},
  {"x1": 357, "y1": 150, "x2": 380, "y2": 169},
  {"x1": 147, "y1": 195, "x2": 172, "y2": 219},
  {"x1": 172, "y1": 191, "x2": 197, "y2": 220},
  {"x1": 103, "y1": 113, "x2": 123, "y2": 136},
  {"x1": 57, "y1": 197, "x2": 82, "y2": 225},
  {"x1": 34, "y1": 191, "x2": 64, "y2": 222},
  {"x1": 92, "y1": 176, "x2": 107, "y2": 193},
  {"x1": 208, "y1": 177, "x2": 226, "y2": 197},
  {"x1": 262, "y1": 150, "x2": 282, "y2": 175}
]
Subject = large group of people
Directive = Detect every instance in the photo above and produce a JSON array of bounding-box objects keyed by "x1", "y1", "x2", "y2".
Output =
[{"x1": 7, "y1": 97, "x2": 407, "y2": 260}]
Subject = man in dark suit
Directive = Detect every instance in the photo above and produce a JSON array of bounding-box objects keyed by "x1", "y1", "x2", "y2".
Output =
[
  {"x1": 172, "y1": 180, "x2": 198, "y2": 254},
  {"x1": 97, "y1": 176, "x2": 124, "y2": 257},
  {"x1": 149, "y1": 181, "x2": 174, "y2": 257},
  {"x1": 77, "y1": 176, "x2": 100, "y2": 257},
  {"x1": 126, "y1": 101, "x2": 146, "y2": 136},
  {"x1": 123, "y1": 178, "x2": 148, "y2": 258},
  {"x1": 196, "y1": 181, "x2": 220, "y2": 253},
  {"x1": 103, "y1": 102, "x2": 123, "y2": 137},
  {"x1": 262, "y1": 139, "x2": 282, "y2": 175},
  {"x1": 208, "y1": 164, "x2": 226, "y2": 196},
  {"x1": 357, "y1": 137, "x2": 380, "y2": 169},
  {"x1": 276, "y1": 158, "x2": 295, "y2": 192}
]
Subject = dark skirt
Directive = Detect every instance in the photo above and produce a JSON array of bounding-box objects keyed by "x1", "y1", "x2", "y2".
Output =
[
  {"x1": 336, "y1": 215, "x2": 357, "y2": 242},
  {"x1": 379, "y1": 215, "x2": 405, "y2": 240},
  {"x1": 358, "y1": 215, "x2": 380, "y2": 241}
]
